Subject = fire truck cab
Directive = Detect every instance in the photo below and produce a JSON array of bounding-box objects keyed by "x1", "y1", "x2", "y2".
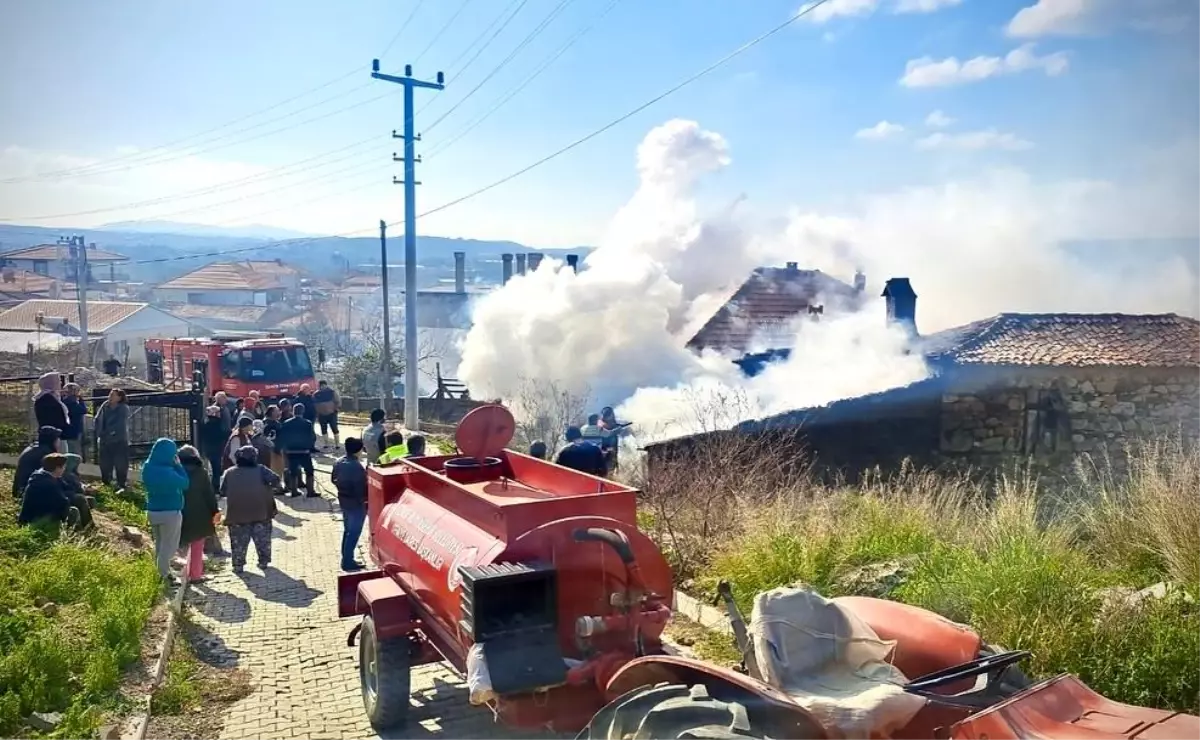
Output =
[{"x1": 145, "y1": 332, "x2": 316, "y2": 400}]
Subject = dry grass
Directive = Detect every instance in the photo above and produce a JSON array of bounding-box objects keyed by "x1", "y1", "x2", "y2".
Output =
[{"x1": 636, "y1": 433, "x2": 1200, "y2": 713}]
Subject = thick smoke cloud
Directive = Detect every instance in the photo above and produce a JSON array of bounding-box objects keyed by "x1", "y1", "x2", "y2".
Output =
[{"x1": 457, "y1": 119, "x2": 1198, "y2": 443}]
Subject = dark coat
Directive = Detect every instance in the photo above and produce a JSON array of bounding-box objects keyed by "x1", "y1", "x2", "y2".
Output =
[
  {"x1": 330, "y1": 455, "x2": 367, "y2": 509},
  {"x1": 179, "y1": 455, "x2": 219, "y2": 544},
  {"x1": 200, "y1": 418, "x2": 227, "y2": 459},
  {"x1": 18, "y1": 469, "x2": 71, "y2": 524},
  {"x1": 34, "y1": 394, "x2": 69, "y2": 435},
  {"x1": 277, "y1": 416, "x2": 316, "y2": 455},
  {"x1": 295, "y1": 393, "x2": 316, "y2": 422},
  {"x1": 13, "y1": 443, "x2": 54, "y2": 499},
  {"x1": 61, "y1": 396, "x2": 87, "y2": 442}
]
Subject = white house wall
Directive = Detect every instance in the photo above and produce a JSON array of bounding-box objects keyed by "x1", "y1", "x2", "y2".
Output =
[
  {"x1": 102, "y1": 307, "x2": 193, "y2": 371},
  {"x1": 154, "y1": 288, "x2": 263, "y2": 306}
]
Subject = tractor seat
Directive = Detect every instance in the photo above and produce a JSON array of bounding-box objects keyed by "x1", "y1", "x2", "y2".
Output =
[{"x1": 749, "y1": 587, "x2": 927, "y2": 739}]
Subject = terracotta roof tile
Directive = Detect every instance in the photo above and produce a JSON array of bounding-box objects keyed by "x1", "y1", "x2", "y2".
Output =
[
  {"x1": 0, "y1": 244, "x2": 128, "y2": 262},
  {"x1": 923, "y1": 313, "x2": 1200, "y2": 368},
  {"x1": 157, "y1": 261, "x2": 290, "y2": 291},
  {"x1": 687, "y1": 267, "x2": 862, "y2": 353},
  {"x1": 0, "y1": 299, "x2": 151, "y2": 333}
]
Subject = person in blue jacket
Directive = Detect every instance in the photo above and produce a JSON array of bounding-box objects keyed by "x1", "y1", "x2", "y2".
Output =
[{"x1": 141, "y1": 438, "x2": 190, "y2": 582}]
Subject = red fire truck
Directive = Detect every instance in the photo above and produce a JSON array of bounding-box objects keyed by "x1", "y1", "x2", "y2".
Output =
[{"x1": 144, "y1": 332, "x2": 317, "y2": 400}]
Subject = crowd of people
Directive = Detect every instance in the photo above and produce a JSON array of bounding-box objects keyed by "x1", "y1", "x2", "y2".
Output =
[{"x1": 527, "y1": 406, "x2": 631, "y2": 478}]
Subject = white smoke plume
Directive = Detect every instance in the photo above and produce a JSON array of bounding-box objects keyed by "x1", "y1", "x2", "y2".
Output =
[{"x1": 457, "y1": 120, "x2": 1197, "y2": 444}]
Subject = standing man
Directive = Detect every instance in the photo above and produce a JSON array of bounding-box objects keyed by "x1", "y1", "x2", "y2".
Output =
[
  {"x1": 278, "y1": 403, "x2": 317, "y2": 497},
  {"x1": 294, "y1": 384, "x2": 316, "y2": 424},
  {"x1": 59, "y1": 383, "x2": 88, "y2": 459},
  {"x1": 313, "y1": 380, "x2": 341, "y2": 450},
  {"x1": 102, "y1": 355, "x2": 122, "y2": 377},
  {"x1": 554, "y1": 427, "x2": 607, "y2": 477},
  {"x1": 331, "y1": 437, "x2": 367, "y2": 572},
  {"x1": 94, "y1": 389, "x2": 131, "y2": 489},
  {"x1": 361, "y1": 408, "x2": 387, "y2": 464}
]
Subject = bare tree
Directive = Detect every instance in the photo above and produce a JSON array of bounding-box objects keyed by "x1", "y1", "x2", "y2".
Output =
[{"x1": 507, "y1": 377, "x2": 592, "y2": 456}]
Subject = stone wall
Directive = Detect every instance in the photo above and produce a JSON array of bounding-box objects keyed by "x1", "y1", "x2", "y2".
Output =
[{"x1": 938, "y1": 366, "x2": 1200, "y2": 481}]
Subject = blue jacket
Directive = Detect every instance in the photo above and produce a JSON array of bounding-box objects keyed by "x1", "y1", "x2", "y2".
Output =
[
  {"x1": 61, "y1": 396, "x2": 87, "y2": 441},
  {"x1": 141, "y1": 438, "x2": 189, "y2": 512}
]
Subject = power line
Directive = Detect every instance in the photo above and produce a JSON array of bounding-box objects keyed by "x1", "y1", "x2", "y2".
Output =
[
  {"x1": 413, "y1": 0, "x2": 475, "y2": 65},
  {"x1": 425, "y1": 0, "x2": 621, "y2": 159},
  {"x1": 380, "y1": 0, "x2": 426, "y2": 59},
  {"x1": 423, "y1": 0, "x2": 574, "y2": 135},
  {"x1": 5, "y1": 137, "x2": 380, "y2": 221},
  {"x1": 417, "y1": 0, "x2": 834, "y2": 220},
  {"x1": 0, "y1": 69, "x2": 363, "y2": 185},
  {"x1": 445, "y1": 0, "x2": 530, "y2": 82},
  {"x1": 443, "y1": 0, "x2": 526, "y2": 75}
]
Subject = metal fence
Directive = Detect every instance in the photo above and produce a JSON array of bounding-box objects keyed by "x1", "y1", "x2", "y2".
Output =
[{"x1": 90, "y1": 389, "x2": 203, "y2": 461}]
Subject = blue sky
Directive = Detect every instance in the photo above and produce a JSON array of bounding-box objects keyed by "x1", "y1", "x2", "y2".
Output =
[{"x1": 0, "y1": 0, "x2": 1196, "y2": 247}]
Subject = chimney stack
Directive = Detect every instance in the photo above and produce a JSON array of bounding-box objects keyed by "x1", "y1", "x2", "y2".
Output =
[
  {"x1": 566, "y1": 254, "x2": 579, "y2": 273},
  {"x1": 528, "y1": 253, "x2": 543, "y2": 272},
  {"x1": 881, "y1": 277, "x2": 918, "y2": 335},
  {"x1": 501, "y1": 253, "x2": 514, "y2": 284},
  {"x1": 453, "y1": 251, "x2": 465, "y2": 293},
  {"x1": 853, "y1": 270, "x2": 866, "y2": 293},
  {"x1": 785, "y1": 261, "x2": 798, "y2": 272},
  {"x1": 515, "y1": 253, "x2": 527, "y2": 276}
]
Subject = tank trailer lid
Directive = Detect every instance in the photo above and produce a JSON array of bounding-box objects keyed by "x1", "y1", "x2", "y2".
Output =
[{"x1": 455, "y1": 404, "x2": 516, "y2": 462}]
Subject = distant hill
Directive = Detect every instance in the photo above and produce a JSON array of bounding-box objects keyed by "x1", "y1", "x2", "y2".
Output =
[
  {"x1": 0, "y1": 222, "x2": 594, "y2": 287},
  {"x1": 100, "y1": 220, "x2": 316, "y2": 241}
]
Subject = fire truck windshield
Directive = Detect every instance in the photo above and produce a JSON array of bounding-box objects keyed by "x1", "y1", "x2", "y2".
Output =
[{"x1": 222, "y1": 346, "x2": 314, "y2": 383}]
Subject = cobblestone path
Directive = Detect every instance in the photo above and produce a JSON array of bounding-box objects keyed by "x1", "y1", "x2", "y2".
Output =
[{"x1": 186, "y1": 472, "x2": 566, "y2": 740}]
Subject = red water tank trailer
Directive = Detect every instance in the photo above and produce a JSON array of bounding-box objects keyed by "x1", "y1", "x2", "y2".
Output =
[{"x1": 337, "y1": 405, "x2": 673, "y2": 733}]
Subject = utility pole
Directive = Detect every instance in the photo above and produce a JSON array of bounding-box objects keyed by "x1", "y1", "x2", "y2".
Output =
[
  {"x1": 379, "y1": 220, "x2": 392, "y2": 413},
  {"x1": 371, "y1": 59, "x2": 444, "y2": 431},
  {"x1": 63, "y1": 235, "x2": 90, "y2": 367}
]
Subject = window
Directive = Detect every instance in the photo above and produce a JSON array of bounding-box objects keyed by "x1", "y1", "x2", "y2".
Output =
[
  {"x1": 221, "y1": 348, "x2": 241, "y2": 379},
  {"x1": 32, "y1": 260, "x2": 49, "y2": 276},
  {"x1": 1024, "y1": 388, "x2": 1069, "y2": 454},
  {"x1": 222, "y1": 346, "x2": 313, "y2": 383}
]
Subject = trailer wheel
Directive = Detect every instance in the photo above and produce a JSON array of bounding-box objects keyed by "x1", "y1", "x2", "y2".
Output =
[
  {"x1": 359, "y1": 615, "x2": 411, "y2": 730},
  {"x1": 577, "y1": 683, "x2": 765, "y2": 739}
]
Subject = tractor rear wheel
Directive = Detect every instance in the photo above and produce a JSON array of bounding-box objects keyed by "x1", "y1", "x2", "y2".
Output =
[
  {"x1": 576, "y1": 683, "x2": 766, "y2": 739},
  {"x1": 359, "y1": 615, "x2": 411, "y2": 730}
]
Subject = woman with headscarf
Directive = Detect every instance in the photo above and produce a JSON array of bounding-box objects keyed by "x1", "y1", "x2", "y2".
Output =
[
  {"x1": 177, "y1": 445, "x2": 219, "y2": 582},
  {"x1": 33, "y1": 372, "x2": 70, "y2": 437},
  {"x1": 221, "y1": 445, "x2": 280, "y2": 574}
]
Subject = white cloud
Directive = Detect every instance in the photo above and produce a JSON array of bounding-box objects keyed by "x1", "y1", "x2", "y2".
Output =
[
  {"x1": 894, "y1": 0, "x2": 962, "y2": 13},
  {"x1": 801, "y1": 0, "x2": 881, "y2": 24},
  {"x1": 855, "y1": 121, "x2": 906, "y2": 140},
  {"x1": 900, "y1": 43, "x2": 1069, "y2": 87},
  {"x1": 925, "y1": 110, "x2": 956, "y2": 128},
  {"x1": 1007, "y1": 0, "x2": 1194, "y2": 38},
  {"x1": 915, "y1": 130, "x2": 1034, "y2": 151},
  {"x1": 800, "y1": 0, "x2": 960, "y2": 23}
]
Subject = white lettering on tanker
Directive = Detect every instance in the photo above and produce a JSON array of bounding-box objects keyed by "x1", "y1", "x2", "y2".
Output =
[{"x1": 384, "y1": 503, "x2": 469, "y2": 580}]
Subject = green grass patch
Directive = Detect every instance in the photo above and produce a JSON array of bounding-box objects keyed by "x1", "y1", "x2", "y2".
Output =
[
  {"x1": 661, "y1": 438, "x2": 1200, "y2": 714},
  {"x1": 0, "y1": 470, "x2": 162, "y2": 738},
  {"x1": 91, "y1": 484, "x2": 149, "y2": 529}
]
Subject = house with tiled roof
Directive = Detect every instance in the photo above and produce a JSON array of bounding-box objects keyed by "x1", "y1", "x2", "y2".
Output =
[
  {"x1": 687, "y1": 262, "x2": 866, "y2": 357},
  {"x1": 154, "y1": 259, "x2": 310, "y2": 306},
  {"x1": 0, "y1": 267, "x2": 79, "y2": 308},
  {"x1": 0, "y1": 299, "x2": 192, "y2": 369},
  {"x1": 646, "y1": 281, "x2": 1200, "y2": 485},
  {"x1": 0, "y1": 242, "x2": 129, "y2": 284}
]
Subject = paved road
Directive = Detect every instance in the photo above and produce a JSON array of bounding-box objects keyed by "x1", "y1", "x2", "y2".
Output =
[{"x1": 186, "y1": 471, "x2": 567, "y2": 740}]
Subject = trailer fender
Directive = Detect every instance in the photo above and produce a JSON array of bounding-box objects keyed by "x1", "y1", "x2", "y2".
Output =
[
  {"x1": 605, "y1": 655, "x2": 829, "y2": 739},
  {"x1": 354, "y1": 576, "x2": 417, "y2": 642}
]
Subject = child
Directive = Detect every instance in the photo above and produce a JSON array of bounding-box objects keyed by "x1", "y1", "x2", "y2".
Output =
[{"x1": 221, "y1": 445, "x2": 280, "y2": 574}]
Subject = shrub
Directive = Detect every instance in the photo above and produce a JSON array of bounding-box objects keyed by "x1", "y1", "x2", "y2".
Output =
[
  {"x1": 647, "y1": 435, "x2": 1200, "y2": 714},
  {"x1": 0, "y1": 424, "x2": 27, "y2": 455}
]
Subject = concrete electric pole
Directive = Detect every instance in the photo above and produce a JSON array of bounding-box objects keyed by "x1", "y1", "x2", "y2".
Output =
[
  {"x1": 379, "y1": 220, "x2": 392, "y2": 411},
  {"x1": 371, "y1": 59, "x2": 444, "y2": 431}
]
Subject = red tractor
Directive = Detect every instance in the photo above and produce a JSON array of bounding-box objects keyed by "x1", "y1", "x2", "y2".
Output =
[{"x1": 337, "y1": 404, "x2": 1199, "y2": 739}]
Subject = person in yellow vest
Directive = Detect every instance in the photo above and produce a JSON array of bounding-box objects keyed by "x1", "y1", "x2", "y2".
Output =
[{"x1": 376, "y1": 431, "x2": 409, "y2": 465}]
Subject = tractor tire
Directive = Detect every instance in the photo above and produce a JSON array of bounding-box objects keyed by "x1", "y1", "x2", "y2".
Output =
[
  {"x1": 358, "y1": 615, "x2": 411, "y2": 730},
  {"x1": 576, "y1": 683, "x2": 766, "y2": 740}
]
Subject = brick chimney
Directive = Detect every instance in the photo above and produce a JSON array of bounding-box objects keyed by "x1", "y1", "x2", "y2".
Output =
[
  {"x1": 501, "y1": 253, "x2": 513, "y2": 284},
  {"x1": 453, "y1": 251, "x2": 465, "y2": 293},
  {"x1": 515, "y1": 253, "x2": 527, "y2": 276},
  {"x1": 853, "y1": 269, "x2": 866, "y2": 293},
  {"x1": 528, "y1": 253, "x2": 543, "y2": 272},
  {"x1": 882, "y1": 277, "x2": 917, "y2": 334},
  {"x1": 566, "y1": 254, "x2": 579, "y2": 273}
]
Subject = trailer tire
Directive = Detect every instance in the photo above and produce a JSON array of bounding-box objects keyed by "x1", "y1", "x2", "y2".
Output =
[
  {"x1": 359, "y1": 615, "x2": 411, "y2": 730},
  {"x1": 576, "y1": 683, "x2": 765, "y2": 739}
]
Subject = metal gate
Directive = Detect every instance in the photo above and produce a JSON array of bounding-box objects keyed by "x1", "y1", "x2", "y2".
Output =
[{"x1": 91, "y1": 388, "x2": 204, "y2": 461}]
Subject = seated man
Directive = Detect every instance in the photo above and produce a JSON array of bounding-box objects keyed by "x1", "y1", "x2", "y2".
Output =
[
  {"x1": 18, "y1": 453, "x2": 80, "y2": 527},
  {"x1": 60, "y1": 453, "x2": 96, "y2": 529},
  {"x1": 13, "y1": 426, "x2": 61, "y2": 499}
]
